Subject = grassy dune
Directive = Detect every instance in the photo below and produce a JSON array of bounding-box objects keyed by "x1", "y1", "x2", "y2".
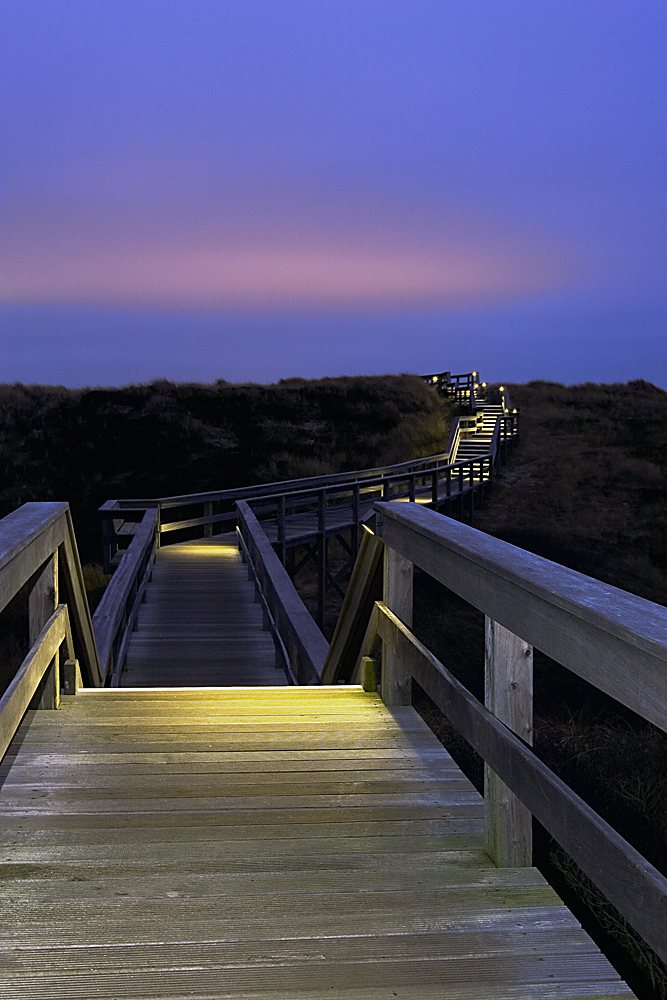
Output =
[{"x1": 0, "y1": 373, "x2": 453, "y2": 562}]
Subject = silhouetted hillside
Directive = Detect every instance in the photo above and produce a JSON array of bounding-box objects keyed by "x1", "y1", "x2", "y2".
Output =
[
  {"x1": 475, "y1": 378, "x2": 667, "y2": 606},
  {"x1": 0, "y1": 373, "x2": 453, "y2": 561}
]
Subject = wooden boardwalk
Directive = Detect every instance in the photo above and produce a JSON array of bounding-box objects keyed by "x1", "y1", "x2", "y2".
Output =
[
  {"x1": 0, "y1": 686, "x2": 634, "y2": 999},
  {"x1": 121, "y1": 536, "x2": 285, "y2": 687}
]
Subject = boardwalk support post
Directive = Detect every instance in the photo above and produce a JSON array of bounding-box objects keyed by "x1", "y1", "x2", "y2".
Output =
[
  {"x1": 381, "y1": 545, "x2": 412, "y2": 705},
  {"x1": 484, "y1": 618, "x2": 533, "y2": 866},
  {"x1": 29, "y1": 552, "x2": 59, "y2": 709}
]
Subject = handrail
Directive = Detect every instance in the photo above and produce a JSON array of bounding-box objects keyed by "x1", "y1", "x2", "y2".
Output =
[
  {"x1": 236, "y1": 524, "x2": 296, "y2": 684},
  {"x1": 117, "y1": 446, "x2": 462, "y2": 511},
  {"x1": 236, "y1": 500, "x2": 328, "y2": 683},
  {"x1": 355, "y1": 598, "x2": 667, "y2": 967},
  {"x1": 0, "y1": 502, "x2": 101, "y2": 686},
  {"x1": 442, "y1": 416, "x2": 461, "y2": 463},
  {"x1": 0, "y1": 604, "x2": 75, "y2": 760},
  {"x1": 377, "y1": 501, "x2": 667, "y2": 734},
  {"x1": 355, "y1": 500, "x2": 667, "y2": 966},
  {"x1": 92, "y1": 508, "x2": 158, "y2": 686}
]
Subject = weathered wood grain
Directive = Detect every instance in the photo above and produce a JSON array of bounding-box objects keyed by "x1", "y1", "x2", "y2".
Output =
[
  {"x1": 321, "y1": 525, "x2": 383, "y2": 684},
  {"x1": 237, "y1": 501, "x2": 328, "y2": 682},
  {"x1": 0, "y1": 686, "x2": 634, "y2": 998},
  {"x1": 0, "y1": 503, "x2": 100, "y2": 688},
  {"x1": 484, "y1": 617, "x2": 533, "y2": 867},
  {"x1": 377, "y1": 501, "x2": 667, "y2": 734},
  {"x1": 381, "y1": 546, "x2": 413, "y2": 706},
  {"x1": 373, "y1": 599, "x2": 667, "y2": 966},
  {"x1": 0, "y1": 606, "x2": 71, "y2": 760}
]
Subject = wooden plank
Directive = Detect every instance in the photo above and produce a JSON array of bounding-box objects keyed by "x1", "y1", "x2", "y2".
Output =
[
  {"x1": 484, "y1": 617, "x2": 533, "y2": 867},
  {"x1": 381, "y1": 545, "x2": 413, "y2": 706},
  {"x1": 321, "y1": 526, "x2": 383, "y2": 684},
  {"x1": 92, "y1": 510, "x2": 157, "y2": 683},
  {"x1": 58, "y1": 506, "x2": 102, "y2": 686},
  {"x1": 0, "y1": 687, "x2": 635, "y2": 998},
  {"x1": 0, "y1": 606, "x2": 69, "y2": 760},
  {"x1": 0, "y1": 503, "x2": 66, "y2": 613},
  {"x1": 28, "y1": 550, "x2": 59, "y2": 710},
  {"x1": 377, "y1": 501, "x2": 667, "y2": 734},
  {"x1": 119, "y1": 540, "x2": 282, "y2": 687}
]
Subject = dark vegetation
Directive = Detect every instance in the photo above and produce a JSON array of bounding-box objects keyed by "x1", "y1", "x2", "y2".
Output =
[
  {"x1": 411, "y1": 379, "x2": 667, "y2": 999},
  {"x1": 0, "y1": 374, "x2": 452, "y2": 562}
]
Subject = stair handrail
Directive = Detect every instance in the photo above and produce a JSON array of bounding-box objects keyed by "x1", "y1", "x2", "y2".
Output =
[
  {"x1": 236, "y1": 500, "x2": 328, "y2": 683},
  {"x1": 92, "y1": 508, "x2": 158, "y2": 685}
]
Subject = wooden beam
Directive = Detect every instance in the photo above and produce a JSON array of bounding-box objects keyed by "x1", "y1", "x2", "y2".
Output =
[
  {"x1": 484, "y1": 618, "x2": 533, "y2": 867},
  {"x1": 0, "y1": 605, "x2": 70, "y2": 760},
  {"x1": 236, "y1": 502, "x2": 328, "y2": 683},
  {"x1": 320, "y1": 526, "x2": 384, "y2": 685},
  {"x1": 373, "y1": 600, "x2": 667, "y2": 966},
  {"x1": 28, "y1": 552, "x2": 59, "y2": 710},
  {"x1": 377, "y1": 502, "x2": 667, "y2": 735},
  {"x1": 381, "y1": 546, "x2": 413, "y2": 706},
  {"x1": 92, "y1": 510, "x2": 157, "y2": 685},
  {"x1": 0, "y1": 503, "x2": 67, "y2": 614}
]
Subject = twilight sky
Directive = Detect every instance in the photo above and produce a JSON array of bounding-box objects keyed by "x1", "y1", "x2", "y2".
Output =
[{"x1": 1, "y1": 0, "x2": 666, "y2": 387}]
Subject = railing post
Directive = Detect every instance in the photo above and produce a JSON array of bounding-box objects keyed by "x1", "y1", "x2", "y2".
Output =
[
  {"x1": 317, "y1": 491, "x2": 326, "y2": 630},
  {"x1": 381, "y1": 545, "x2": 413, "y2": 706},
  {"x1": 102, "y1": 515, "x2": 114, "y2": 574},
  {"x1": 276, "y1": 495, "x2": 286, "y2": 566},
  {"x1": 484, "y1": 617, "x2": 533, "y2": 866},
  {"x1": 29, "y1": 551, "x2": 59, "y2": 709},
  {"x1": 204, "y1": 501, "x2": 213, "y2": 538},
  {"x1": 351, "y1": 484, "x2": 360, "y2": 561}
]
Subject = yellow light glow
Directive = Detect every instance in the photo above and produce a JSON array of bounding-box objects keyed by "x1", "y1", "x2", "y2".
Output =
[
  {"x1": 499, "y1": 385, "x2": 504, "y2": 391},
  {"x1": 175, "y1": 544, "x2": 239, "y2": 557}
]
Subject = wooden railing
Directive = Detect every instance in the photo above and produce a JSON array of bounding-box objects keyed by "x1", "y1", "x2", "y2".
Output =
[
  {"x1": 422, "y1": 369, "x2": 480, "y2": 410},
  {"x1": 236, "y1": 501, "x2": 328, "y2": 683},
  {"x1": 98, "y1": 373, "x2": 518, "y2": 631},
  {"x1": 99, "y1": 371, "x2": 511, "y2": 557},
  {"x1": 329, "y1": 500, "x2": 667, "y2": 965},
  {"x1": 99, "y1": 445, "x2": 483, "y2": 566},
  {"x1": 92, "y1": 508, "x2": 158, "y2": 686},
  {"x1": 0, "y1": 502, "x2": 101, "y2": 758}
]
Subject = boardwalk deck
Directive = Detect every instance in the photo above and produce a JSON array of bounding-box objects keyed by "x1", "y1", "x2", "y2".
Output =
[
  {"x1": 0, "y1": 686, "x2": 634, "y2": 999},
  {"x1": 121, "y1": 537, "x2": 285, "y2": 687}
]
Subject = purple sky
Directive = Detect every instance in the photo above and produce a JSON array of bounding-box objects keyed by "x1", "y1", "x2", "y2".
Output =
[{"x1": 1, "y1": 1, "x2": 666, "y2": 387}]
